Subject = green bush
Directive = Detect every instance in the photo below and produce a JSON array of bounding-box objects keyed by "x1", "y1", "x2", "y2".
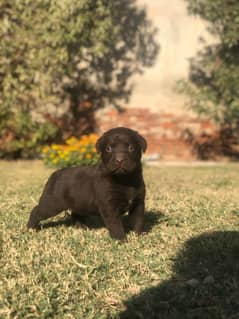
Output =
[
  {"x1": 0, "y1": 0, "x2": 158, "y2": 158},
  {"x1": 178, "y1": 0, "x2": 239, "y2": 130},
  {"x1": 0, "y1": 112, "x2": 58, "y2": 158}
]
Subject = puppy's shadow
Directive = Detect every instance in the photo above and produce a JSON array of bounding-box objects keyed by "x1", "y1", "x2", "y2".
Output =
[
  {"x1": 144, "y1": 210, "x2": 166, "y2": 232},
  {"x1": 41, "y1": 210, "x2": 165, "y2": 233},
  {"x1": 41, "y1": 213, "x2": 105, "y2": 230}
]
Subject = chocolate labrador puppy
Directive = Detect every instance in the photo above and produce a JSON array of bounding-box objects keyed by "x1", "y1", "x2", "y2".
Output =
[{"x1": 27, "y1": 127, "x2": 147, "y2": 240}]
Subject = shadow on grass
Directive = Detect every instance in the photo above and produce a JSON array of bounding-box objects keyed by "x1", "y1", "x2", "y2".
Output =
[
  {"x1": 41, "y1": 214, "x2": 103, "y2": 230},
  {"x1": 144, "y1": 210, "x2": 165, "y2": 232},
  {"x1": 120, "y1": 231, "x2": 239, "y2": 319},
  {"x1": 41, "y1": 209, "x2": 164, "y2": 233}
]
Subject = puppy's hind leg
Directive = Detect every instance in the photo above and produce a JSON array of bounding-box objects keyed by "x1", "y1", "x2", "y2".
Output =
[
  {"x1": 27, "y1": 205, "x2": 42, "y2": 229},
  {"x1": 27, "y1": 200, "x2": 63, "y2": 229}
]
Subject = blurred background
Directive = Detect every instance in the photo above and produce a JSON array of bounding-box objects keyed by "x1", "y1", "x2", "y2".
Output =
[{"x1": 1, "y1": 0, "x2": 239, "y2": 164}]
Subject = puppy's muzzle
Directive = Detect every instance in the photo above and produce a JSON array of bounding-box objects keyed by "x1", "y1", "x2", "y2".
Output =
[
  {"x1": 116, "y1": 159, "x2": 124, "y2": 165},
  {"x1": 115, "y1": 153, "x2": 126, "y2": 167}
]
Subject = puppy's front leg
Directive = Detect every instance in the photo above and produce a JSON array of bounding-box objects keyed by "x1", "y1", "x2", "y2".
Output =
[
  {"x1": 128, "y1": 201, "x2": 145, "y2": 235},
  {"x1": 100, "y1": 209, "x2": 126, "y2": 240}
]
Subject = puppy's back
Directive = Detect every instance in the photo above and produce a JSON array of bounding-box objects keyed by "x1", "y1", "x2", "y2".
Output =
[{"x1": 42, "y1": 165, "x2": 98, "y2": 197}]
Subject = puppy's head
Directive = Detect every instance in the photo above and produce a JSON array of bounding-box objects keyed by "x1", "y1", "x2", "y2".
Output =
[{"x1": 96, "y1": 127, "x2": 147, "y2": 175}]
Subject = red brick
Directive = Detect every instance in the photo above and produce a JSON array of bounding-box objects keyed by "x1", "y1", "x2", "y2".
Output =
[{"x1": 96, "y1": 108, "x2": 218, "y2": 160}]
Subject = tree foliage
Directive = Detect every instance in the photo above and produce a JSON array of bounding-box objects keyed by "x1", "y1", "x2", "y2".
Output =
[
  {"x1": 0, "y1": 0, "x2": 158, "y2": 157},
  {"x1": 179, "y1": 0, "x2": 239, "y2": 129}
]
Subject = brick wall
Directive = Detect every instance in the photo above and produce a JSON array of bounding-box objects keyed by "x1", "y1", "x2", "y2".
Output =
[{"x1": 96, "y1": 108, "x2": 217, "y2": 160}]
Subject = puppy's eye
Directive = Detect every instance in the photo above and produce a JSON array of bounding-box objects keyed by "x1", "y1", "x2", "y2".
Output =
[
  {"x1": 106, "y1": 145, "x2": 112, "y2": 152},
  {"x1": 128, "y1": 145, "x2": 134, "y2": 152}
]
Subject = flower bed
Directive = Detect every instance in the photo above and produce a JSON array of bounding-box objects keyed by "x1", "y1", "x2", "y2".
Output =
[{"x1": 42, "y1": 134, "x2": 99, "y2": 168}]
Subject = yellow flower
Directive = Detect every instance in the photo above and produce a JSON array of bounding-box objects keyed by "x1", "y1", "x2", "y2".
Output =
[
  {"x1": 81, "y1": 147, "x2": 87, "y2": 153},
  {"x1": 81, "y1": 135, "x2": 87, "y2": 141},
  {"x1": 66, "y1": 136, "x2": 78, "y2": 145},
  {"x1": 86, "y1": 154, "x2": 92, "y2": 159},
  {"x1": 67, "y1": 146, "x2": 76, "y2": 152},
  {"x1": 51, "y1": 144, "x2": 59, "y2": 150},
  {"x1": 88, "y1": 133, "x2": 98, "y2": 142},
  {"x1": 42, "y1": 146, "x2": 49, "y2": 154}
]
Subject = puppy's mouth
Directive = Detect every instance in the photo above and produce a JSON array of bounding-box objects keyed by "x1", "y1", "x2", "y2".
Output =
[
  {"x1": 113, "y1": 166, "x2": 127, "y2": 173},
  {"x1": 112, "y1": 165, "x2": 129, "y2": 174}
]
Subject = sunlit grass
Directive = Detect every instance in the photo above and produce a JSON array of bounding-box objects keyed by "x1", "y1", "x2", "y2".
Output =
[{"x1": 0, "y1": 161, "x2": 238, "y2": 318}]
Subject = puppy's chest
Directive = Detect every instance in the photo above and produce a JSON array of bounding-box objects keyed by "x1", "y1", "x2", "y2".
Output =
[{"x1": 110, "y1": 186, "x2": 137, "y2": 213}]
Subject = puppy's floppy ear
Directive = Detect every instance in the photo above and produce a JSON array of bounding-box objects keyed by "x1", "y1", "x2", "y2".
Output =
[
  {"x1": 95, "y1": 134, "x2": 105, "y2": 153},
  {"x1": 136, "y1": 132, "x2": 147, "y2": 153}
]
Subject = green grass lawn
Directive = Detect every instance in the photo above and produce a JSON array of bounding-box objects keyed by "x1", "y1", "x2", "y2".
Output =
[{"x1": 0, "y1": 161, "x2": 238, "y2": 319}]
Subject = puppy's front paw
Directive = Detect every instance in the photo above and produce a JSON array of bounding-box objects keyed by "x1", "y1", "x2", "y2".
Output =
[{"x1": 109, "y1": 229, "x2": 126, "y2": 241}]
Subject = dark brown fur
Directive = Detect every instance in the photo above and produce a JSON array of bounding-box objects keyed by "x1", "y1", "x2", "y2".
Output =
[{"x1": 27, "y1": 127, "x2": 147, "y2": 240}]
